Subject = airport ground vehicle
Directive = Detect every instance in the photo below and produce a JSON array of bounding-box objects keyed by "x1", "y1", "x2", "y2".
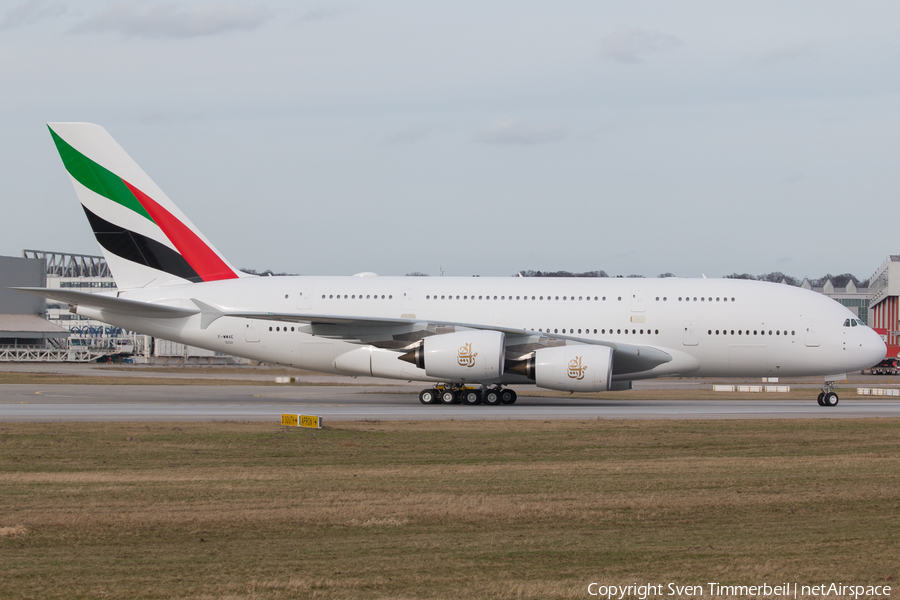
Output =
[{"x1": 869, "y1": 329, "x2": 899, "y2": 374}]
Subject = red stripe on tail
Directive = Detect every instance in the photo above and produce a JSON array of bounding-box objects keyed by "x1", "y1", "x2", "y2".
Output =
[{"x1": 123, "y1": 180, "x2": 238, "y2": 282}]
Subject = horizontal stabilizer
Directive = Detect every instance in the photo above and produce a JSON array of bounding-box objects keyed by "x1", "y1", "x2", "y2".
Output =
[{"x1": 11, "y1": 288, "x2": 200, "y2": 319}]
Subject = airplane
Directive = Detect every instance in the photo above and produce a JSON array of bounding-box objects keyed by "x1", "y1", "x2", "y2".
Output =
[{"x1": 16, "y1": 122, "x2": 886, "y2": 408}]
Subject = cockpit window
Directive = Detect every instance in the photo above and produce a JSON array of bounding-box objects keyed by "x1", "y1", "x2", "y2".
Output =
[
  {"x1": 843, "y1": 319, "x2": 851, "y2": 327},
  {"x1": 851, "y1": 319, "x2": 858, "y2": 327}
]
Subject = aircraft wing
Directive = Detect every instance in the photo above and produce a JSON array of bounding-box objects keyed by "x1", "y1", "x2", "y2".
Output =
[
  {"x1": 212, "y1": 308, "x2": 672, "y2": 375},
  {"x1": 8, "y1": 289, "x2": 670, "y2": 375}
]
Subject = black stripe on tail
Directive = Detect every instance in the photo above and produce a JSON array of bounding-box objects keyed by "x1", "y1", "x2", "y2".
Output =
[{"x1": 82, "y1": 205, "x2": 202, "y2": 283}]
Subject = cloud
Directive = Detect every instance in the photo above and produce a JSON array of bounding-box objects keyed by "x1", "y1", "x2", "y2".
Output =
[
  {"x1": 758, "y1": 44, "x2": 820, "y2": 66},
  {"x1": 600, "y1": 28, "x2": 682, "y2": 64},
  {"x1": 299, "y1": 7, "x2": 344, "y2": 22},
  {"x1": 384, "y1": 126, "x2": 429, "y2": 145},
  {"x1": 475, "y1": 117, "x2": 567, "y2": 146},
  {"x1": 0, "y1": 0, "x2": 79, "y2": 30},
  {"x1": 70, "y1": 1, "x2": 271, "y2": 39}
]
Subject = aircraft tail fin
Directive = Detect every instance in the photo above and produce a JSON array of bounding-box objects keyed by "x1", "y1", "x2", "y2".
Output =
[{"x1": 47, "y1": 122, "x2": 250, "y2": 289}]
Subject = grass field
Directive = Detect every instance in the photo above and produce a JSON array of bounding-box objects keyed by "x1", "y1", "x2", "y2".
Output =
[{"x1": 1, "y1": 419, "x2": 898, "y2": 599}]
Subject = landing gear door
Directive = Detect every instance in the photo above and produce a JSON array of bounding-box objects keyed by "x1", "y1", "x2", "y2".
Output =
[
  {"x1": 683, "y1": 320, "x2": 699, "y2": 346},
  {"x1": 805, "y1": 321, "x2": 820, "y2": 347},
  {"x1": 296, "y1": 288, "x2": 313, "y2": 310}
]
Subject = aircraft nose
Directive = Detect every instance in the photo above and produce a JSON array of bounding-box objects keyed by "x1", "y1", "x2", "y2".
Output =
[{"x1": 863, "y1": 327, "x2": 887, "y2": 368}]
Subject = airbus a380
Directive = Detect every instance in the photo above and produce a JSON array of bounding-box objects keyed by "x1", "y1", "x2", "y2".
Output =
[{"x1": 18, "y1": 123, "x2": 886, "y2": 407}]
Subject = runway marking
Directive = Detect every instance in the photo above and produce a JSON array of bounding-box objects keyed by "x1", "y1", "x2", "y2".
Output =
[{"x1": 35, "y1": 391, "x2": 73, "y2": 398}]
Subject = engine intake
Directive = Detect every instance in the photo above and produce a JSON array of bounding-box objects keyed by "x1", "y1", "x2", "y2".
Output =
[
  {"x1": 399, "y1": 330, "x2": 505, "y2": 382},
  {"x1": 512, "y1": 345, "x2": 613, "y2": 392}
]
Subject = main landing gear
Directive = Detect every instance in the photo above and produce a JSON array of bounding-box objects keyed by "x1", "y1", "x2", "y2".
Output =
[
  {"x1": 418, "y1": 385, "x2": 517, "y2": 406},
  {"x1": 816, "y1": 381, "x2": 839, "y2": 407}
]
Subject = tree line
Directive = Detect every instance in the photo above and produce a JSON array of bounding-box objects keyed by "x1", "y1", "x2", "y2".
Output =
[{"x1": 510, "y1": 270, "x2": 870, "y2": 288}]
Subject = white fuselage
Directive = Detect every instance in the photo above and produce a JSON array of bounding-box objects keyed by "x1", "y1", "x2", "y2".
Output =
[{"x1": 74, "y1": 275, "x2": 886, "y2": 385}]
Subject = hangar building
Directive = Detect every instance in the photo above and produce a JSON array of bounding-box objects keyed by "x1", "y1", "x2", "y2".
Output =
[{"x1": 0, "y1": 254, "x2": 70, "y2": 359}]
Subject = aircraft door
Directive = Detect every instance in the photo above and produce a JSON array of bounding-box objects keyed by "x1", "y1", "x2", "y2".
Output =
[
  {"x1": 630, "y1": 288, "x2": 646, "y2": 312},
  {"x1": 805, "y1": 321, "x2": 820, "y2": 347},
  {"x1": 245, "y1": 321, "x2": 260, "y2": 343},
  {"x1": 683, "y1": 320, "x2": 699, "y2": 346},
  {"x1": 296, "y1": 288, "x2": 313, "y2": 310},
  {"x1": 402, "y1": 286, "x2": 415, "y2": 310}
]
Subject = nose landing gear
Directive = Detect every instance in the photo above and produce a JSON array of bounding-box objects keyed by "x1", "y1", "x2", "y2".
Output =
[{"x1": 817, "y1": 381, "x2": 839, "y2": 407}]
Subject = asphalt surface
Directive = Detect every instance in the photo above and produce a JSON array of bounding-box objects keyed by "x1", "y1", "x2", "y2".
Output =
[{"x1": 2, "y1": 378, "x2": 900, "y2": 421}]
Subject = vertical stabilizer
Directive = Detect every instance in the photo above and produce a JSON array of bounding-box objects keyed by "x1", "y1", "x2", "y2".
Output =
[{"x1": 48, "y1": 122, "x2": 249, "y2": 289}]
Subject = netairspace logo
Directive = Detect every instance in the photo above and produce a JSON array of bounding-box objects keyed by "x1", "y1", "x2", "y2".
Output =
[{"x1": 586, "y1": 582, "x2": 893, "y2": 599}]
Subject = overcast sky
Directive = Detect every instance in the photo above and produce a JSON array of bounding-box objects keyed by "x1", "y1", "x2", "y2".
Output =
[{"x1": 2, "y1": 1, "x2": 898, "y2": 279}]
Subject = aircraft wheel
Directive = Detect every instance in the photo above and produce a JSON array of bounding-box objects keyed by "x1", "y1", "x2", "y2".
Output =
[
  {"x1": 499, "y1": 389, "x2": 517, "y2": 404},
  {"x1": 461, "y1": 390, "x2": 482, "y2": 405},
  {"x1": 823, "y1": 392, "x2": 839, "y2": 407},
  {"x1": 419, "y1": 389, "x2": 438, "y2": 405},
  {"x1": 483, "y1": 389, "x2": 501, "y2": 405},
  {"x1": 817, "y1": 393, "x2": 825, "y2": 406},
  {"x1": 441, "y1": 390, "x2": 457, "y2": 404}
]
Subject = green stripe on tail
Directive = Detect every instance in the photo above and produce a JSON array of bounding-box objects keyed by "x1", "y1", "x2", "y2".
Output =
[{"x1": 48, "y1": 125, "x2": 153, "y2": 222}]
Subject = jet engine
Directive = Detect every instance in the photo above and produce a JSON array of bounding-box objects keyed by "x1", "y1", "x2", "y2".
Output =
[
  {"x1": 512, "y1": 345, "x2": 613, "y2": 392},
  {"x1": 400, "y1": 330, "x2": 505, "y2": 382}
]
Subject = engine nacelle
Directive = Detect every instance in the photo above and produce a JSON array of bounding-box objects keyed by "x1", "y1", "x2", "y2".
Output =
[
  {"x1": 531, "y1": 345, "x2": 613, "y2": 392},
  {"x1": 408, "y1": 330, "x2": 505, "y2": 382}
]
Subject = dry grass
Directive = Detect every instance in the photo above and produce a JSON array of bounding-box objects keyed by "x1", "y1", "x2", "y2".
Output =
[
  {"x1": 0, "y1": 419, "x2": 898, "y2": 599},
  {"x1": 0, "y1": 526, "x2": 29, "y2": 538}
]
